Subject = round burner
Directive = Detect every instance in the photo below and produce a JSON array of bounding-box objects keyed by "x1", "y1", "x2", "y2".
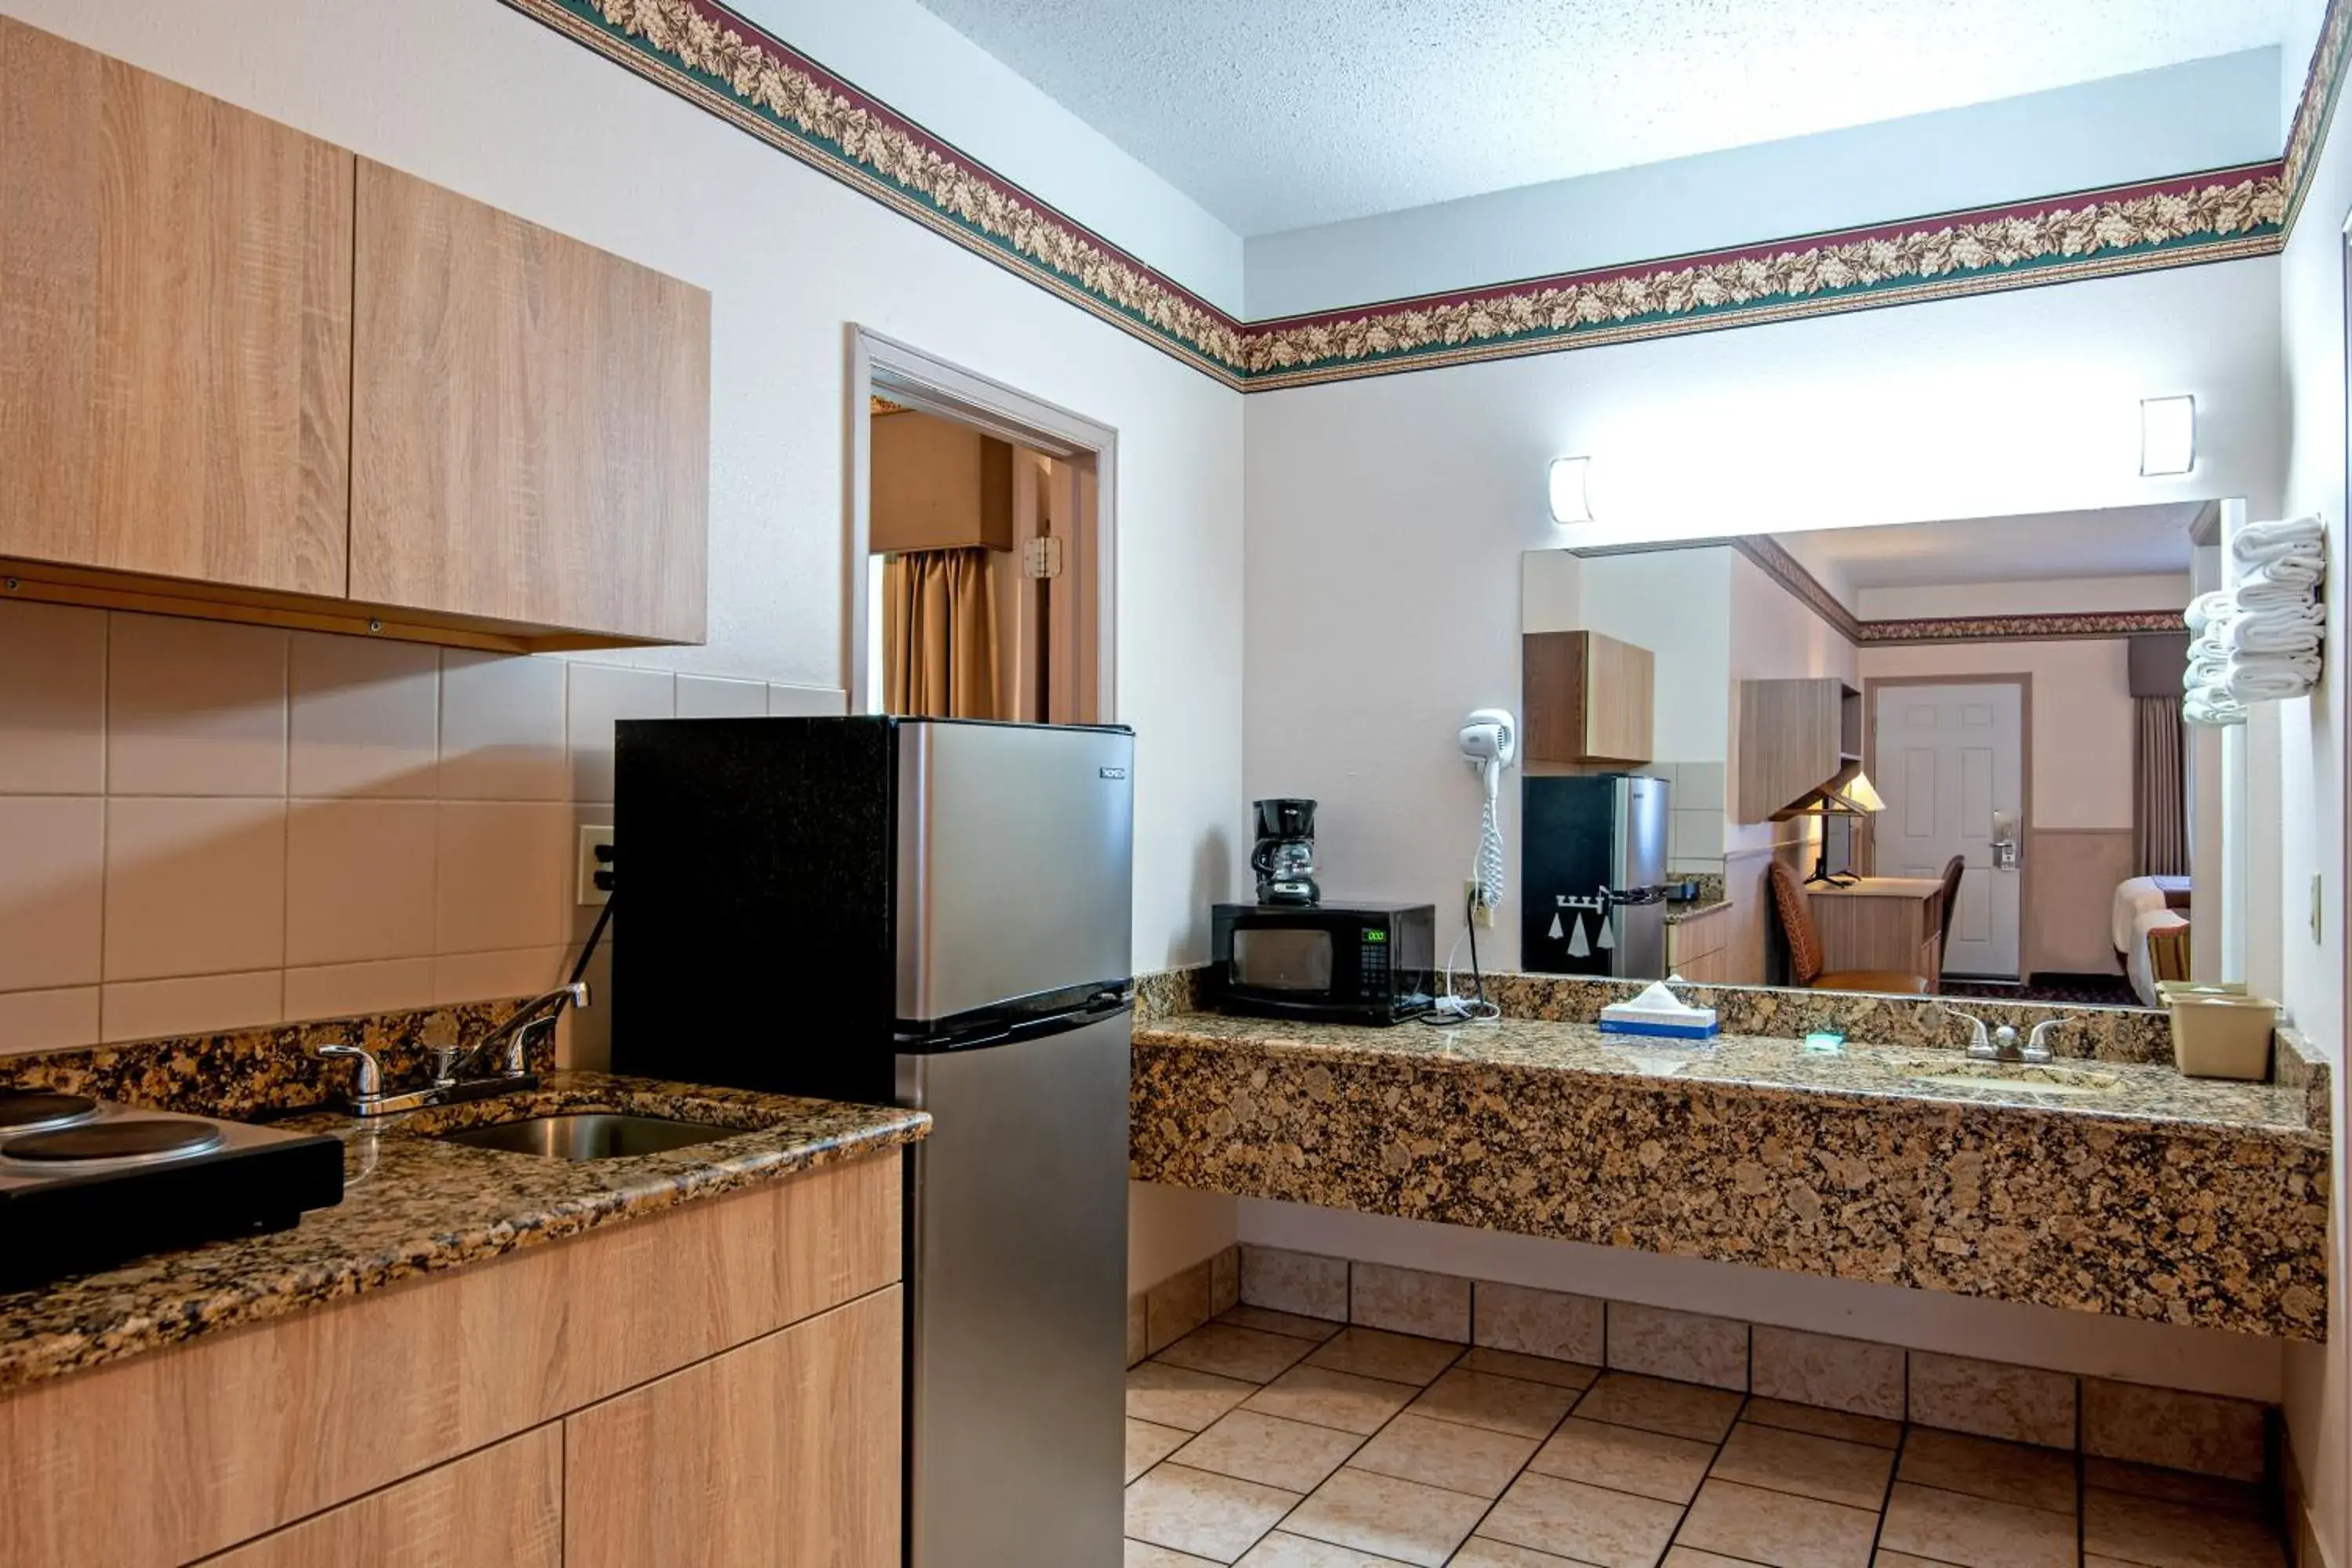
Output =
[
  {"x1": 3, "y1": 1118, "x2": 226, "y2": 1166},
  {"x1": 0, "y1": 1090, "x2": 99, "y2": 1134}
]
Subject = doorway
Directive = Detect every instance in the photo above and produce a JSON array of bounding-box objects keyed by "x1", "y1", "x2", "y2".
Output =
[
  {"x1": 1871, "y1": 679, "x2": 2028, "y2": 979},
  {"x1": 848, "y1": 330, "x2": 1114, "y2": 724}
]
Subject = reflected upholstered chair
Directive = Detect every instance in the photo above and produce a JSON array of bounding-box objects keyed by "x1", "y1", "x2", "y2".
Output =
[
  {"x1": 1933, "y1": 855, "x2": 1965, "y2": 993},
  {"x1": 1766, "y1": 860, "x2": 1931, "y2": 995}
]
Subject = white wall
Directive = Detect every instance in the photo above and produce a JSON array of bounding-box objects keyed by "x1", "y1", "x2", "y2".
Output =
[
  {"x1": 1856, "y1": 572, "x2": 2194, "y2": 619},
  {"x1": 1725, "y1": 551, "x2": 1858, "y2": 855},
  {"x1": 1246, "y1": 50, "x2": 2280, "y2": 318}
]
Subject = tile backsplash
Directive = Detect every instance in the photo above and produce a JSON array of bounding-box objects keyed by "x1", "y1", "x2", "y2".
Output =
[{"x1": 0, "y1": 599, "x2": 843, "y2": 1055}]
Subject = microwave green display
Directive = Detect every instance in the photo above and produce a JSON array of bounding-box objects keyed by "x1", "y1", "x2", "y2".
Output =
[{"x1": 1364, "y1": 929, "x2": 1387, "y2": 942}]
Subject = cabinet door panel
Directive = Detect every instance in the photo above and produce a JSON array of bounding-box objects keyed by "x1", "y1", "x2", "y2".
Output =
[
  {"x1": 0, "y1": 16, "x2": 351, "y2": 594},
  {"x1": 565, "y1": 1287, "x2": 901, "y2": 1568},
  {"x1": 351, "y1": 160, "x2": 708, "y2": 642},
  {"x1": 202, "y1": 1425, "x2": 561, "y2": 1568}
]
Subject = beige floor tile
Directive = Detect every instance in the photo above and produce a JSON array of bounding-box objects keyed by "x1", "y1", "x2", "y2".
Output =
[
  {"x1": 1871, "y1": 1555, "x2": 1944, "y2": 1567},
  {"x1": 1225, "y1": 1306, "x2": 1348, "y2": 1343},
  {"x1": 2085, "y1": 1457, "x2": 2267, "y2": 1517},
  {"x1": 1346, "y1": 1411, "x2": 1537, "y2": 1499},
  {"x1": 1454, "y1": 1541, "x2": 1591, "y2": 1566},
  {"x1": 2083, "y1": 1485, "x2": 2289, "y2": 1568},
  {"x1": 1160, "y1": 1323, "x2": 1320, "y2": 1383},
  {"x1": 1897, "y1": 1426, "x2": 2077, "y2": 1513},
  {"x1": 1130, "y1": 1362, "x2": 1260, "y2": 1431},
  {"x1": 1459, "y1": 1347, "x2": 1601, "y2": 1391},
  {"x1": 1572, "y1": 1373, "x2": 1744, "y2": 1443},
  {"x1": 1127, "y1": 1538, "x2": 1223, "y2": 1566},
  {"x1": 1125, "y1": 1463, "x2": 1299, "y2": 1563},
  {"x1": 1130, "y1": 1417, "x2": 1192, "y2": 1482},
  {"x1": 1283, "y1": 1467, "x2": 1490, "y2": 1568},
  {"x1": 1246, "y1": 1364, "x2": 1424, "y2": 1436},
  {"x1": 1174, "y1": 1410, "x2": 1366, "y2": 1494},
  {"x1": 1676, "y1": 1477, "x2": 1878, "y2": 1568},
  {"x1": 1235, "y1": 1531, "x2": 1414, "y2": 1566},
  {"x1": 1307, "y1": 1327, "x2": 1466, "y2": 1386},
  {"x1": 1662, "y1": 1552, "x2": 1759, "y2": 1568},
  {"x1": 1528, "y1": 1416, "x2": 1715, "y2": 1504},
  {"x1": 1410, "y1": 1368, "x2": 1581, "y2": 1440},
  {"x1": 1741, "y1": 1397, "x2": 1902, "y2": 1450},
  {"x1": 1711, "y1": 1421, "x2": 1894, "y2": 1512},
  {"x1": 1878, "y1": 1481, "x2": 2074, "y2": 1568},
  {"x1": 1479, "y1": 1470, "x2": 1683, "y2": 1568}
]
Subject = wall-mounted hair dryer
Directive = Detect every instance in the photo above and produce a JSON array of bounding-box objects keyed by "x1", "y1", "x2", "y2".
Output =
[{"x1": 1459, "y1": 708, "x2": 1517, "y2": 913}]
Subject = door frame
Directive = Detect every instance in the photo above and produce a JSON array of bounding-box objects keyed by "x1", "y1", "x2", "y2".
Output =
[
  {"x1": 1861, "y1": 672, "x2": 2034, "y2": 981},
  {"x1": 845, "y1": 327, "x2": 1117, "y2": 720}
]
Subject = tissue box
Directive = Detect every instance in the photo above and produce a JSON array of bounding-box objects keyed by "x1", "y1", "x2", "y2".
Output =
[{"x1": 1598, "y1": 1002, "x2": 1719, "y2": 1040}]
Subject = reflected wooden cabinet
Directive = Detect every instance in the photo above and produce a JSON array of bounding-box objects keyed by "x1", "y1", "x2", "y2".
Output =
[
  {"x1": 1524, "y1": 630, "x2": 1655, "y2": 764},
  {"x1": 0, "y1": 16, "x2": 709, "y2": 650},
  {"x1": 350, "y1": 162, "x2": 709, "y2": 644},
  {"x1": 0, "y1": 16, "x2": 353, "y2": 597}
]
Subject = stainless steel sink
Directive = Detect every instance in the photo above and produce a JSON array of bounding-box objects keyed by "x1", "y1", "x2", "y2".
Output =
[{"x1": 436, "y1": 1112, "x2": 734, "y2": 1160}]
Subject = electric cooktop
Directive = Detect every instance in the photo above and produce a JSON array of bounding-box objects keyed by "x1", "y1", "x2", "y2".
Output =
[{"x1": 0, "y1": 1088, "x2": 345, "y2": 1290}]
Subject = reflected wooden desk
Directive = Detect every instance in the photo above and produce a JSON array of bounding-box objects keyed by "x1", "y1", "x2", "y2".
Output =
[{"x1": 1806, "y1": 877, "x2": 1945, "y2": 983}]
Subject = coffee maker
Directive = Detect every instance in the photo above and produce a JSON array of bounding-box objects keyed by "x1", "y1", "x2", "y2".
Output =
[{"x1": 1250, "y1": 798, "x2": 1320, "y2": 906}]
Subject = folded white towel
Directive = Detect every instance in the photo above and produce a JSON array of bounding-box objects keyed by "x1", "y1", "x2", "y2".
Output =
[
  {"x1": 2220, "y1": 609, "x2": 2323, "y2": 656},
  {"x1": 2225, "y1": 655, "x2": 2321, "y2": 701},
  {"x1": 2186, "y1": 692, "x2": 2247, "y2": 726},
  {"x1": 2186, "y1": 590, "x2": 2235, "y2": 635},
  {"x1": 2235, "y1": 576, "x2": 2319, "y2": 614},
  {"x1": 2241, "y1": 554, "x2": 2324, "y2": 590},
  {"x1": 2233, "y1": 515, "x2": 2325, "y2": 565}
]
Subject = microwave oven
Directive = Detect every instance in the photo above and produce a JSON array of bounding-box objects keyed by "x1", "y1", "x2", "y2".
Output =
[{"x1": 1209, "y1": 901, "x2": 1436, "y2": 1025}]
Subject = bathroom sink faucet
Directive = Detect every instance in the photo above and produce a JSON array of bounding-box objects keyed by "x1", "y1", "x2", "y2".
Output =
[{"x1": 1940, "y1": 1005, "x2": 2064, "y2": 1065}]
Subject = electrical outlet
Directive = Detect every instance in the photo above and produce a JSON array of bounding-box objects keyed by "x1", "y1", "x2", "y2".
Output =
[
  {"x1": 578, "y1": 825, "x2": 614, "y2": 906},
  {"x1": 1467, "y1": 879, "x2": 1495, "y2": 928}
]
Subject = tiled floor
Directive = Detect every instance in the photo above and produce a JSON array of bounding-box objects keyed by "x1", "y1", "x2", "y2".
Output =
[{"x1": 1123, "y1": 1311, "x2": 2287, "y2": 1568}]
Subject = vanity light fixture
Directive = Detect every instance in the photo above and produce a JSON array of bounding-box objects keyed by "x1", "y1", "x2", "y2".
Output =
[
  {"x1": 1548, "y1": 456, "x2": 1594, "y2": 524},
  {"x1": 2140, "y1": 395, "x2": 2196, "y2": 477}
]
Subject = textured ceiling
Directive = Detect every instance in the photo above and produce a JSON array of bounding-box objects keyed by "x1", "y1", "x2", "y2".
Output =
[
  {"x1": 1774, "y1": 503, "x2": 2205, "y2": 590},
  {"x1": 909, "y1": 0, "x2": 2285, "y2": 236}
]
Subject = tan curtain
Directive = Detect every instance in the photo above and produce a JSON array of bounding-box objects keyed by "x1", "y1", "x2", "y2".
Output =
[
  {"x1": 2132, "y1": 694, "x2": 2187, "y2": 877},
  {"x1": 882, "y1": 548, "x2": 1000, "y2": 719}
]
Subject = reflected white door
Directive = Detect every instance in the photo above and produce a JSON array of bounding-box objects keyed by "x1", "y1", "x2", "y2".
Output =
[{"x1": 1874, "y1": 683, "x2": 2024, "y2": 978}]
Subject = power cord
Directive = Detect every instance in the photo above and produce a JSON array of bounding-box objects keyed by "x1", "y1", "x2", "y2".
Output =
[{"x1": 1419, "y1": 886, "x2": 1499, "y2": 1028}]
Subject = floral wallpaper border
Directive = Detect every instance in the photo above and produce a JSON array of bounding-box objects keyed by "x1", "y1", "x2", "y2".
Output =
[{"x1": 504, "y1": 0, "x2": 2340, "y2": 391}]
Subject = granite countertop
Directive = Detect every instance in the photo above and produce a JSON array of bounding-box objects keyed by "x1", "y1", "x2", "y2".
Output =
[
  {"x1": 1131, "y1": 1009, "x2": 2328, "y2": 1338},
  {"x1": 1663, "y1": 899, "x2": 1733, "y2": 926},
  {"x1": 0, "y1": 1073, "x2": 928, "y2": 1394}
]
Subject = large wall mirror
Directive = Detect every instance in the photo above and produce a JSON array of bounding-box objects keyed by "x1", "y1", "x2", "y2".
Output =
[{"x1": 1521, "y1": 500, "x2": 2252, "y2": 1011}]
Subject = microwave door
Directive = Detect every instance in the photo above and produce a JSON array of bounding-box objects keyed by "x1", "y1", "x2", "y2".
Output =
[{"x1": 1229, "y1": 924, "x2": 1336, "y2": 994}]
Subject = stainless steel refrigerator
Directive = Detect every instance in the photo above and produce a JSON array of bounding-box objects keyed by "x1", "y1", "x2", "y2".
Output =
[
  {"x1": 1520, "y1": 772, "x2": 1671, "y2": 978},
  {"x1": 612, "y1": 716, "x2": 1134, "y2": 1568}
]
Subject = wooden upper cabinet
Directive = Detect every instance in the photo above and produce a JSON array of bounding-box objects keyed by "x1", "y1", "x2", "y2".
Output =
[
  {"x1": 350, "y1": 160, "x2": 710, "y2": 644},
  {"x1": 0, "y1": 16, "x2": 352, "y2": 596},
  {"x1": 1524, "y1": 630, "x2": 1655, "y2": 764}
]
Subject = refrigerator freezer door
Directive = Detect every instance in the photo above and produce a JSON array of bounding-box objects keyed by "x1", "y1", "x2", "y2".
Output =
[
  {"x1": 895, "y1": 722, "x2": 1135, "y2": 1025},
  {"x1": 898, "y1": 1010, "x2": 1131, "y2": 1568}
]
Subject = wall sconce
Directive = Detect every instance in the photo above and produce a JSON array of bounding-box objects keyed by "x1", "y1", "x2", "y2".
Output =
[
  {"x1": 1548, "y1": 456, "x2": 1594, "y2": 524},
  {"x1": 2140, "y1": 396, "x2": 2196, "y2": 477}
]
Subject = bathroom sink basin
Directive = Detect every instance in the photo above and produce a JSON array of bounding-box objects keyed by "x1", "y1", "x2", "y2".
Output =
[
  {"x1": 1897, "y1": 1061, "x2": 2122, "y2": 1098},
  {"x1": 436, "y1": 1112, "x2": 734, "y2": 1160}
]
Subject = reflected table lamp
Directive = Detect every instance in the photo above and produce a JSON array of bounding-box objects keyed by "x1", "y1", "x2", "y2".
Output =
[{"x1": 1804, "y1": 768, "x2": 1886, "y2": 888}]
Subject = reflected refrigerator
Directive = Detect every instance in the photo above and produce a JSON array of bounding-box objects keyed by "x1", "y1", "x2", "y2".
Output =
[
  {"x1": 1521, "y1": 772, "x2": 1671, "y2": 978},
  {"x1": 612, "y1": 716, "x2": 1134, "y2": 1568}
]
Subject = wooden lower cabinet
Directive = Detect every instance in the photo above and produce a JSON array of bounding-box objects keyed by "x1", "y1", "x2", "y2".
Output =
[
  {"x1": 566, "y1": 1287, "x2": 902, "y2": 1568},
  {"x1": 204, "y1": 1426, "x2": 562, "y2": 1568}
]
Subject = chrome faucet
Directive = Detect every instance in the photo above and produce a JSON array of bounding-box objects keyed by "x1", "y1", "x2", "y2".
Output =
[
  {"x1": 314, "y1": 982, "x2": 587, "y2": 1120},
  {"x1": 1938, "y1": 1004, "x2": 2060, "y2": 1064}
]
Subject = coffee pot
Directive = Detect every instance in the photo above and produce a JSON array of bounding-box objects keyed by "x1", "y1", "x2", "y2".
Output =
[{"x1": 1250, "y1": 797, "x2": 1320, "y2": 906}]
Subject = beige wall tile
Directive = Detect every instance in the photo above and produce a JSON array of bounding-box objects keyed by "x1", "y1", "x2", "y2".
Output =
[
  {"x1": 438, "y1": 652, "x2": 567, "y2": 800},
  {"x1": 285, "y1": 800, "x2": 437, "y2": 966},
  {"x1": 1212, "y1": 1245, "x2": 1240, "y2": 1316},
  {"x1": 1130, "y1": 1292, "x2": 1151, "y2": 1368},
  {"x1": 1606, "y1": 1301, "x2": 1748, "y2": 1392},
  {"x1": 566, "y1": 662, "x2": 673, "y2": 802},
  {"x1": 288, "y1": 633, "x2": 439, "y2": 798},
  {"x1": 434, "y1": 946, "x2": 565, "y2": 1006},
  {"x1": 435, "y1": 802, "x2": 568, "y2": 954},
  {"x1": 1752, "y1": 1324, "x2": 1905, "y2": 1421},
  {"x1": 0, "y1": 601, "x2": 105, "y2": 793},
  {"x1": 1908, "y1": 1352, "x2": 2076, "y2": 1449},
  {"x1": 1241, "y1": 1244, "x2": 1349, "y2": 1319},
  {"x1": 0, "y1": 797, "x2": 103, "y2": 991},
  {"x1": 107, "y1": 615, "x2": 286, "y2": 796},
  {"x1": 102, "y1": 971, "x2": 281, "y2": 1044},
  {"x1": 1475, "y1": 1281, "x2": 1604, "y2": 1365},
  {"x1": 2082, "y1": 1377, "x2": 2267, "y2": 1484},
  {"x1": 283, "y1": 957, "x2": 437, "y2": 1023},
  {"x1": 675, "y1": 674, "x2": 768, "y2": 718},
  {"x1": 1351, "y1": 1262, "x2": 1470, "y2": 1341},
  {"x1": 1149, "y1": 1258, "x2": 1215, "y2": 1354},
  {"x1": 767, "y1": 682, "x2": 848, "y2": 717},
  {"x1": 0, "y1": 985, "x2": 100, "y2": 1054},
  {"x1": 103, "y1": 797, "x2": 287, "y2": 981}
]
